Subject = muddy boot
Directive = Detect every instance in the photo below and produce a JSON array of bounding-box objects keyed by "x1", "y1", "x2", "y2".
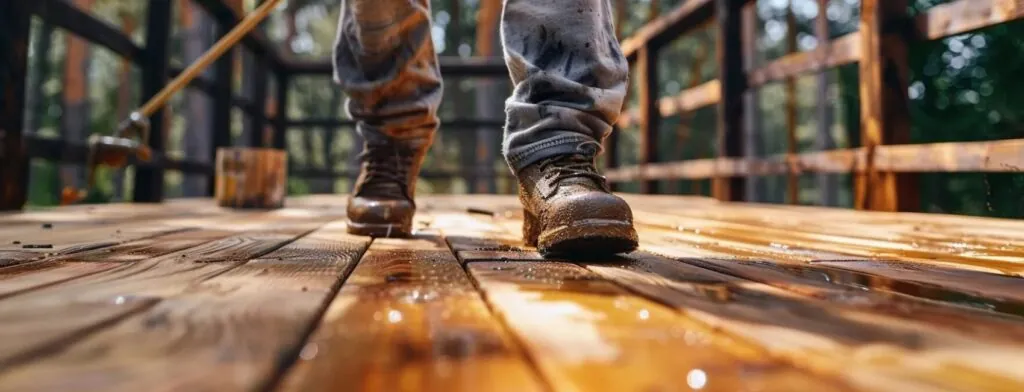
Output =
[
  {"x1": 518, "y1": 153, "x2": 639, "y2": 257},
  {"x1": 346, "y1": 139, "x2": 428, "y2": 237}
]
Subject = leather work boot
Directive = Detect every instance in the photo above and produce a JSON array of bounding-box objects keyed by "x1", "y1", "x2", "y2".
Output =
[
  {"x1": 518, "y1": 153, "x2": 639, "y2": 257},
  {"x1": 346, "y1": 138, "x2": 429, "y2": 237}
]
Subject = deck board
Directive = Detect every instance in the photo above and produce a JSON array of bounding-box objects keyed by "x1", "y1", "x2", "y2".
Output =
[{"x1": 0, "y1": 195, "x2": 1022, "y2": 391}]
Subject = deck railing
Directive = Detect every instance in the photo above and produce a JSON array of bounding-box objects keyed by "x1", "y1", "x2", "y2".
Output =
[
  {"x1": 605, "y1": 0, "x2": 1024, "y2": 212},
  {"x1": 0, "y1": 0, "x2": 512, "y2": 210}
]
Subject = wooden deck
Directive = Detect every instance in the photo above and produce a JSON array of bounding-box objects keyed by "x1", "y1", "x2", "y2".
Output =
[{"x1": 0, "y1": 194, "x2": 1023, "y2": 391}]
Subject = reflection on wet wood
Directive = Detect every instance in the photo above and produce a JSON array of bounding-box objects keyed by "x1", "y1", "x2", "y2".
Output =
[
  {"x1": 436, "y1": 215, "x2": 852, "y2": 392},
  {"x1": 1, "y1": 195, "x2": 1024, "y2": 391},
  {"x1": 0, "y1": 221, "x2": 366, "y2": 392},
  {"x1": 277, "y1": 235, "x2": 544, "y2": 392}
]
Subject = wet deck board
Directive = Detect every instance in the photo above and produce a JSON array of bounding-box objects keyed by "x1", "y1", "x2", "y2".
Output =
[{"x1": 0, "y1": 195, "x2": 1022, "y2": 391}]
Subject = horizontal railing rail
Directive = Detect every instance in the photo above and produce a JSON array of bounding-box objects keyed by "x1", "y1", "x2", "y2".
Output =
[{"x1": 607, "y1": 0, "x2": 1024, "y2": 212}]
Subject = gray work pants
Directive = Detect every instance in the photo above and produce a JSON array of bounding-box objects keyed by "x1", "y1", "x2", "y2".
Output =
[{"x1": 333, "y1": 0, "x2": 627, "y2": 173}]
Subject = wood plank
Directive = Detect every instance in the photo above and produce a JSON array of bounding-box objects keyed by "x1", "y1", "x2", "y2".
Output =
[
  {"x1": 617, "y1": 79, "x2": 720, "y2": 128},
  {"x1": 434, "y1": 213, "x2": 854, "y2": 391},
  {"x1": 0, "y1": 228, "x2": 236, "y2": 299},
  {"x1": 857, "y1": 0, "x2": 916, "y2": 211},
  {"x1": 277, "y1": 235, "x2": 544, "y2": 392},
  {"x1": 0, "y1": 213, "x2": 324, "y2": 371},
  {"x1": 605, "y1": 138, "x2": 1024, "y2": 182},
  {"x1": 620, "y1": 0, "x2": 714, "y2": 59},
  {"x1": 712, "y1": 0, "x2": 746, "y2": 201},
  {"x1": 918, "y1": 0, "x2": 1024, "y2": 41},
  {"x1": 583, "y1": 251, "x2": 1024, "y2": 391},
  {"x1": 747, "y1": 33, "x2": 859, "y2": 88},
  {"x1": 0, "y1": 221, "x2": 370, "y2": 392},
  {"x1": 632, "y1": 210, "x2": 1024, "y2": 274},
  {"x1": 637, "y1": 45, "x2": 660, "y2": 194}
]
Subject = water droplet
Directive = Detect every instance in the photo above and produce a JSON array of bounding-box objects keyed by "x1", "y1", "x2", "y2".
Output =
[
  {"x1": 299, "y1": 343, "x2": 319, "y2": 360},
  {"x1": 687, "y1": 369, "x2": 708, "y2": 390},
  {"x1": 113, "y1": 296, "x2": 127, "y2": 305},
  {"x1": 637, "y1": 309, "x2": 650, "y2": 320},
  {"x1": 388, "y1": 309, "x2": 403, "y2": 324}
]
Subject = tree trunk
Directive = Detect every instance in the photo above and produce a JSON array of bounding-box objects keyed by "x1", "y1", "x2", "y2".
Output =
[
  {"x1": 181, "y1": 0, "x2": 214, "y2": 197},
  {"x1": 60, "y1": 0, "x2": 95, "y2": 191}
]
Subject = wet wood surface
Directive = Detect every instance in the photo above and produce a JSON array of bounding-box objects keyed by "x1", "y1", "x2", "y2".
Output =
[{"x1": 0, "y1": 195, "x2": 1022, "y2": 391}]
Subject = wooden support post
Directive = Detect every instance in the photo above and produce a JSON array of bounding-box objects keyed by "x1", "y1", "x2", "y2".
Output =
[
  {"x1": 0, "y1": 0, "x2": 32, "y2": 210},
  {"x1": 741, "y1": 2, "x2": 764, "y2": 202},
  {"x1": 208, "y1": 19, "x2": 236, "y2": 196},
  {"x1": 637, "y1": 45, "x2": 660, "y2": 194},
  {"x1": 785, "y1": 0, "x2": 798, "y2": 204},
  {"x1": 857, "y1": 0, "x2": 916, "y2": 211},
  {"x1": 815, "y1": 0, "x2": 838, "y2": 206},
  {"x1": 132, "y1": 0, "x2": 173, "y2": 203},
  {"x1": 250, "y1": 59, "x2": 268, "y2": 147},
  {"x1": 713, "y1": 0, "x2": 746, "y2": 201},
  {"x1": 273, "y1": 72, "x2": 289, "y2": 149}
]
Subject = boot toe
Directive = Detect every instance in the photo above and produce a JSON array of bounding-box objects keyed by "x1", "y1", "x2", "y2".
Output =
[
  {"x1": 346, "y1": 197, "x2": 415, "y2": 237},
  {"x1": 535, "y1": 191, "x2": 638, "y2": 257}
]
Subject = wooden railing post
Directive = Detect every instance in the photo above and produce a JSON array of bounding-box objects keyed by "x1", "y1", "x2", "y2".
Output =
[
  {"x1": 785, "y1": 0, "x2": 798, "y2": 204},
  {"x1": 207, "y1": 17, "x2": 236, "y2": 196},
  {"x1": 741, "y1": 2, "x2": 764, "y2": 202},
  {"x1": 132, "y1": 0, "x2": 173, "y2": 203},
  {"x1": 273, "y1": 72, "x2": 289, "y2": 150},
  {"x1": 250, "y1": 59, "x2": 269, "y2": 147},
  {"x1": 0, "y1": 0, "x2": 32, "y2": 210},
  {"x1": 713, "y1": 0, "x2": 746, "y2": 201},
  {"x1": 637, "y1": 44, "x2": 660, "y2": 194},
  {"x1": 857, "y1": 0, "x2": 917, "y2": 211}
]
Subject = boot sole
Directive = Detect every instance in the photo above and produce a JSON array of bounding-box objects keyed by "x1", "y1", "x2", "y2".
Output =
[
  {"x1": 346, "y1": 219, "x2": 413, "y2": 238},
  {"x1": 537, "y1": 219, "x2": 639, "y2": 258}
]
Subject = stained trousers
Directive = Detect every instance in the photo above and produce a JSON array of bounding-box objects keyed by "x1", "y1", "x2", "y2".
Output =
[{"x1": 333, "y1": 0, "x2": 628, "y2": 172}]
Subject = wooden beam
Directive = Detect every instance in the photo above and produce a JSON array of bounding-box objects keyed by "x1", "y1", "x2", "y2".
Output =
[
  {"x1": 637, "y1": 45, "x2": 660, "y2": 194},
  {"x1": 712, "y1": 0, "x2": 746, "y2": 201},
  {"x1": 748, "y1": 33, "x2": 860, "y2": 88},
  {"x1": 815, "y1": 0, "x2": 839, "y2": 206},
  {"x1": 605, "y1": 138, "x2": 1024, "y2": 182},
  {"x1": 785, "y1": 1, "x2": 798, "y2": 204},
  {"x1": 618, "y1": 80, "x2": 720, "y2": 128},
  {"x1": 208, "y1": 17, "x2": 236, "y2": 197},
  {"x1": 27, "y1": 0, "x2": 144, "y2": 63},
  {"x1": 741, "y1": 2, "x2": 765, "y2": 202},
  {"x1": 0, "y1": 0, "x2": 32, "y2": 210},
  {"x1": 620, "y1": 0, "x2": 715, "y2": 59},
  {"x1": 273, "y1": 72, "x2": 289, "y2": 149},
  {"x1": 190, "y1": 0, "x2": 282, "y2": 72},
  {"x1": 132, "y1": 0, "x2": 173, "y2": 203},
  {"x1": 857, "y1": 0, "x2": 916, "y2": 212},
  {"x1": 918, "y1": 0, "x2": 1024, "y2": 41}
]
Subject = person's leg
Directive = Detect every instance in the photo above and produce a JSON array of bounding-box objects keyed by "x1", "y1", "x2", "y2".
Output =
[
  {"x1": 334, "y1": 0, "x2": 442, "y2": 237},
  {"x1": 500, "y1": 0, "x2": 637, "y2": 256}
]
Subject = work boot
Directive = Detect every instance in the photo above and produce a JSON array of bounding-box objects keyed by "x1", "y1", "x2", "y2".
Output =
[
  {"x1": 346, "y1": 138, "x2": 429, "y2": 237},
  {"x1": 518, "y1": 153, "x2": 639, "y2": 257}
]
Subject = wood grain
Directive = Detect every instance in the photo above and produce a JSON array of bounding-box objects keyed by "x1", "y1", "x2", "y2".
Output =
[
  {"x1": 0, "y1": 214, "x2": 323, "y2": 375},
  {"x1": 0, "y1": 221, "x2": 367, "y2": 392},
  {"x1": 435, "y1": 213, "x2": 852, "y2": 392},
  {"x1": 276, "y1": 235, "x2": 544, "y2": 392},
  {"x1": 918, "y1": 0, "x2": 1024, "y2": 40},
  {"x1": 605, "y1": 138, "x2": 1024, "y2": 182}
]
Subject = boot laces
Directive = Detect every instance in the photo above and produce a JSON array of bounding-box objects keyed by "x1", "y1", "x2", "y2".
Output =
[
  {"x1": 356, "y1": 142, "x2": 414, "y2": 199},
  {"x1": 539, "y1": 154, "x2": 607, "y2": 189}
]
